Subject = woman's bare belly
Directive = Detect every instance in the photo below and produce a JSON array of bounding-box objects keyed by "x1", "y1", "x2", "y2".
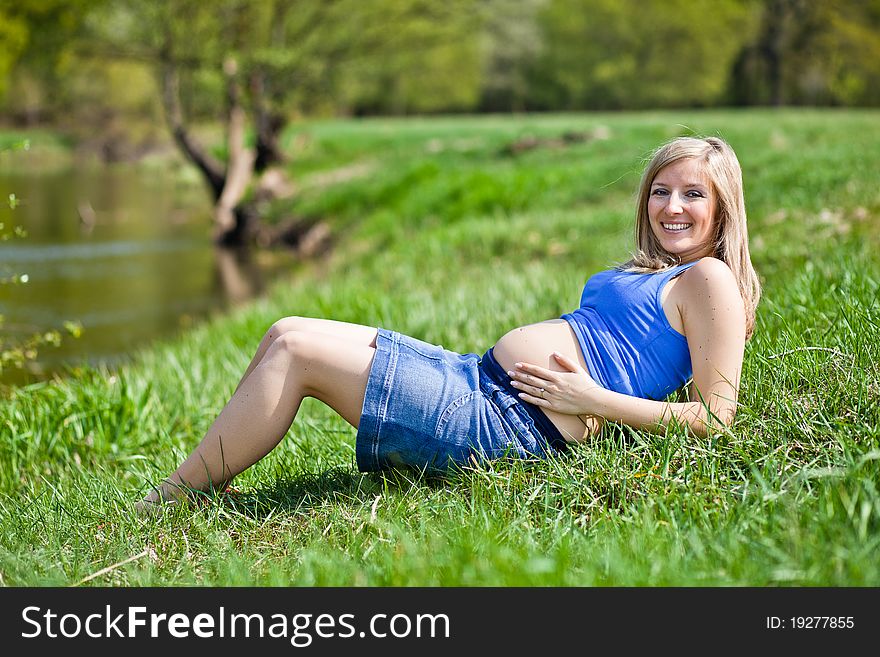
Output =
[{"x1": 492, "y1": 319, "x2": 602, "y2": 443}]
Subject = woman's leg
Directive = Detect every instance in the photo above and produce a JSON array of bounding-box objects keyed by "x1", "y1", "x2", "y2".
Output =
[
  {"x1": 141, "y1": 330, "x2": 376, "y2": 506},
  {"x1": 234, "y1": 317, "x2": 378, "y2": 393}
]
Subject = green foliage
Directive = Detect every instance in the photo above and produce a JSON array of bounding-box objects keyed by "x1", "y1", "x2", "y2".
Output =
[
  {"x1": 0, "y1": 4, "x2": 29, "y2": 98},
  {"x1": 731, "y1": 0, "x2": 880, "y2": 106},
  {"x1": 334, "y1": 1, "x2": 483, "y2": 114},
  {"x1": 529, "y1": 0, "x2": 757, "y2": 109},
  {"x1": 82, "y1": 0, "x2": 483, "y2": 120},
  {"x1": 478, "y1": 0, "x2": 547, "y2": 112},
  {"x1": 0, "y1": 110, "x2": 878, "y2": 585},
  {"x1": 0, "y1": 0, "x2": 106, "y2": 102}
]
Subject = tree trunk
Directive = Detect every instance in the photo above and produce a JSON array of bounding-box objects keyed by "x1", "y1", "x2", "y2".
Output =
[
  {"x1": 760, "y1": 0, "x2": 805, "y2": 107},
  {"x1": 762, "y1": 17, "x2": 783, "y2": 107},
  {"x1": 214, "y1": 57, "x2": 256, "y2": 244},
  {"x1": 159, "y1": 56, "x2": 227, "y2": 201},
  {"x1": 251, "y1": 71, "x2": 287, "y2": 173}
]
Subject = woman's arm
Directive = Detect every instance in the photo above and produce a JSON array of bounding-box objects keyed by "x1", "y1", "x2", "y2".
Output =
[{"x1": 511, "y1": 258, "x2": 746, "y2": 438}]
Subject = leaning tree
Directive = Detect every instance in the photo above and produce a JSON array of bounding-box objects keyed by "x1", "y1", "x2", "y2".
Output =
[{"x1": 92, "y1": 0, "x2": 478, "y2": 247}]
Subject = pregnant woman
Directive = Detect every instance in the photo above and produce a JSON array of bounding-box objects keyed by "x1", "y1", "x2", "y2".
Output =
[{"x1": 138, "y1": 135, "x2": 761, "y2": 509}]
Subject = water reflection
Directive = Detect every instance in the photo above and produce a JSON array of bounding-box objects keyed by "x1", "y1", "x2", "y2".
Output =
[
  {"x1": 215, "y1": 246, "x2": 267, "y2": 306},
  {"x1": 0, "y1": 162, "x2": 296, "y2": 385}
]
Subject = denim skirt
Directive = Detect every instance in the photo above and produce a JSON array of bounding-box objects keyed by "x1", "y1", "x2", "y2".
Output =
[{"x1": 355, "y1": 328, "x2": 568, "y2": 473}]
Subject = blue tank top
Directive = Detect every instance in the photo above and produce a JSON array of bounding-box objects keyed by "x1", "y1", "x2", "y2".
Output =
[{"x1": 561, "y1": 261, "x2": 699, "y2": 400}]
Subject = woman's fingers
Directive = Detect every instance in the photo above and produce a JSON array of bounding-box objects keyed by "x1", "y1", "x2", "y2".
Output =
[
  {"x1": 509, "y1": 377, "x2": 558, "y2": 409},
  {"x1": 516, "y1": 390, "x2": 550, "y2": 408},
  {"x1": 508, "y1": 369, "x2": 548, "y2": 388},
  {"x1": 510, "y1": 379, "x2": 544, "y2": 397},
  {"x1": 552, "y1": 351, "x2": 581, "y2": 373},
  {"x1": 513, "y1": 361, "x2": 552, "y2": 376},
  {"x1": 507, "y1": 356, "x2": 598, "y2": 416}
]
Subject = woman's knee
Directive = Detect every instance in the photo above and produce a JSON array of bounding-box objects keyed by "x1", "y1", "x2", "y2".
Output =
[
  {"x1": 260, "y1": 330, "x2": 372, "y2": 425},
  {"x1": 263, "y1": 316, "x2": 378, "y2": 350},
  {"x1": 267, "y1": 329, "x2": 312, "y2": 362},
  {"x1": 258, "y1": 330, "x2": 319, "y2": 392},
  {"x1": 258, "y1": 317, "x2": 312, "y2": 354},
  {"x1": 266, "y1": 316, "x2": 306, "y2": 343}
]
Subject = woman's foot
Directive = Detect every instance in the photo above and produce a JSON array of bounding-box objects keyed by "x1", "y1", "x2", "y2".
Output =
[
  {"x1": 134, "y1": 481, "x2": 189, "y2": 516},
  {"x1": 134, "y1": 480, "x2": 241, "y2": 516},
  {"x1": 134, "y1": 497, "x2": 179, "y2": 517}
]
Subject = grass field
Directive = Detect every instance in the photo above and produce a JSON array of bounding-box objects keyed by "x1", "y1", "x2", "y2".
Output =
[{"x1": 1, "y1": 109, "x2": 878, "y2": 586}]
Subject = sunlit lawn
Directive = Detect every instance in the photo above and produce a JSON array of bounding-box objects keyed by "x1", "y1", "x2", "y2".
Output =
[{"x1": 1, "y1": 108, "x2": 878, "y2": 585}]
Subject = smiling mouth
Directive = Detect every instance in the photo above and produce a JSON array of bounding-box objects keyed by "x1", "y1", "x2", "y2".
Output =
[{"x1": 661, "y1": 222, "x2": 692, "y2": 232}]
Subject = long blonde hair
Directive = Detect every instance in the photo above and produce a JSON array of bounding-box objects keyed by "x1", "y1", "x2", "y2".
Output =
[{"x1": 622, "y1": 136, "x2": 761, "y2": 339}]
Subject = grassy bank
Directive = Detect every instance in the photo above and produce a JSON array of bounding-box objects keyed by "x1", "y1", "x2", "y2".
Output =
[{"x1": 1, "y1": 109, "x2": 879, "y2": 586}]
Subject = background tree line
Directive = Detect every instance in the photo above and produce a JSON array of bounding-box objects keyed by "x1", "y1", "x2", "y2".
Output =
[
  {"x1": 1, "y1": 0, "x2": 878, "y2": 245},
  {"x1": 3, "y1": 0, "x2": 878, "y2": 127}
]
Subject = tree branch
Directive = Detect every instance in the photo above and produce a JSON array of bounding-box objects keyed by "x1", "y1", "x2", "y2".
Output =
[
  {"x1": 159, "y1": 50, "x2": 227, "y2": 200},
  {"x1": 214, "y1": 57, "x2": 256, "y2": 239},
  {"x1": 250, "y1": 69, "x2": 286, "y2": 171}
]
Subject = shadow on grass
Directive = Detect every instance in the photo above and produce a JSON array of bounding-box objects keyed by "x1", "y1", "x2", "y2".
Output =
[{"x1": 219, "y1": 466, "x2": 453, "y2": 520}]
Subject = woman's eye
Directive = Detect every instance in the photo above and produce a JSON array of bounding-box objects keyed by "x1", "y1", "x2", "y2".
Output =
[
  {"x1": 651, "y1": 189, "x2": 668, "y2": 196},
  {"x1": 687, "y1": 190, "x2": 705, "y2": 198}
]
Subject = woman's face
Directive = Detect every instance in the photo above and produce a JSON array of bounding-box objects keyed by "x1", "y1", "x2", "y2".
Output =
[{"x1": 647, "y1": 158, "x2": 717, "y2": 262}]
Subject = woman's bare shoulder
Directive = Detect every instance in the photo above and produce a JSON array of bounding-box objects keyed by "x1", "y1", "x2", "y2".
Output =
[
  {"x1": 687, "y1": 256, "x2": 734, "y2": 277},
  {"x1": 678, "y1": 257, "x2": 744, "y2": 321},
  {"x1": 681, "y1": 257, "x2": 738, "y2": 291}
]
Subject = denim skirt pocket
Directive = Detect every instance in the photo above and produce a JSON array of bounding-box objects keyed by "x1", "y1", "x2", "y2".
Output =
[{"x1": 434, "y1": 390, "x2": 525, "y2": 462}]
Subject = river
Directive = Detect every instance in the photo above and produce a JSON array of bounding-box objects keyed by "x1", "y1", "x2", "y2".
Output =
[{"x1": 0, "y1": 160, "x2": 297, "y2": 386}]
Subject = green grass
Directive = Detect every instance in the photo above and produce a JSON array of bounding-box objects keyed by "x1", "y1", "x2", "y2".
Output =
[{"x1": 1, "y1": 109, "x2": 879, "y2": 586}]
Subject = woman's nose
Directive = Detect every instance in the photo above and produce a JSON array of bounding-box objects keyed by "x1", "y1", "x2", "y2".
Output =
[{"x1": 665, "y1": 191, "x2": 684, "y2": 215}]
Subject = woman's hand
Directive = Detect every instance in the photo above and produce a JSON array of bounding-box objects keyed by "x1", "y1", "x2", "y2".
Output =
[{"x1": 508, "y1": 352, "x2": 603, "y2": 416}]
